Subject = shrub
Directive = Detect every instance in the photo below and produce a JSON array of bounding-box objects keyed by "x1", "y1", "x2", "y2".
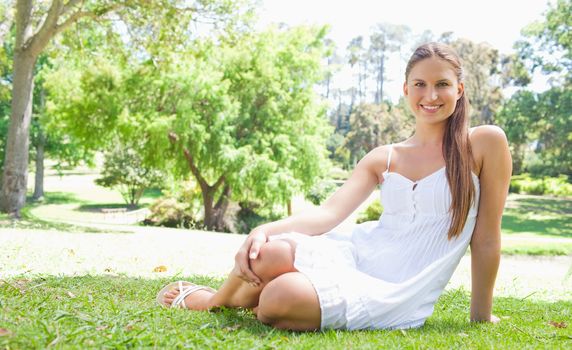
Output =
[
  {"x1": 306, "y1": 180, "x2": 338, "y2": 205},
  {"x1": 235, "y1": 201, "x2": 285, "y2": 234},
  {"x1": 509, "y1": 174, "x2": 572, "y2": 197},
  {"x1": 95, "y1": 147, "x2": 162, "y2": 207},
  {"x1": 356, "y1": 201, "x2": 383, "y2": 223},
  {"x1": 142, "y1": 179, "x2": 204, "y2": 229},
  {"x1": 142, "y1": 198, "x2": 201, "y2": 229}
]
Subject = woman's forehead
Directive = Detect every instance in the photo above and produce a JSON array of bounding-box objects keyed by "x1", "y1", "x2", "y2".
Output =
[{"x1": 408, "y1": 57, "x2": 458, "y2": 81}]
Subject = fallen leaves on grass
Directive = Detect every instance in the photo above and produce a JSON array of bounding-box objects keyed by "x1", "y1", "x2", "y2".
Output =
[
  {"x1": 153, "y1": 265, "x2": 167, "y2": 273},
  {"x1": 67, "y1": 291, "x2": 76, "y2": 299},
  {"x1": 0, "y1": 328, "x2": 12, "y2": 337},
  {"x1": 224, "y1": 324, "x2": 241, "y2": 331},
  {"x1": 548, "y1": 321, "x2": 567, "y2": 328}
]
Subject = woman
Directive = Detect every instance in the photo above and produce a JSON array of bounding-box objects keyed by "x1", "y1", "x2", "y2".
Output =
[{"x1": 157, "y1": 42, "x2": 512, "y2": 331}]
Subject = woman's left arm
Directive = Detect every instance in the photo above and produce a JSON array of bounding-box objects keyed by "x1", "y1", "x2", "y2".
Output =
[{"x1": 469, "y1": 125, "x2": 512, "y2": 322}]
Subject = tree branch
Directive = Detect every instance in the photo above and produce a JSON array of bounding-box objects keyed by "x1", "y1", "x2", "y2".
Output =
[
  {"x1": 61, "y1": 0, "x2": 84, "y2": 17},
  {"x1": 183, "y1": 148, "x2": 209, "y2": 192},
  {"x1": 27, "y1": 0, "x2": 63, "y2": 54},
  {"x1": 53, "y1": 9, "x2": 97, "y2": 36},
  {"x1": 28, "y1": 0, "x2": 120, "y2": 56}
]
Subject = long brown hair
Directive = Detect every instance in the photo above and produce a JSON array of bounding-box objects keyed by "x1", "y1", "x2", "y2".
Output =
[{"x1": 405, "y1": 42, "x2": 475, "y2": 239}]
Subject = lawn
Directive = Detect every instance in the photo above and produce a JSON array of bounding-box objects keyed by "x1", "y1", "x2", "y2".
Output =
[
  {"x1": 1, "y1": 276, "x2": 570, "y2": 349},
  {"x1": 1, "y1": 169, "x2": 571, "y2": 348},
  {"x1": 502, "y1": 195, "x2": 572, "y2": 238}
]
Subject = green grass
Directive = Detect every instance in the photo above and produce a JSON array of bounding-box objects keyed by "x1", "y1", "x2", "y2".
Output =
[
  {"x1": 0, "y1": 276, "x2": 570, "y2": 349},
  {"x1": 502, "y1": 195, "x2": 572, "y2": 238},
  {"x1": 0, "y1": 192, "x2": 132, "y2": 234},
  {"x1": 501, "y1": 244, "x2": 572, "y2": 256}
]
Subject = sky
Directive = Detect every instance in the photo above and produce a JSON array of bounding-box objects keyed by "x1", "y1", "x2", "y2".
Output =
[{"x1": 257, "y1": 0, "x2": 552, "y2": 102}]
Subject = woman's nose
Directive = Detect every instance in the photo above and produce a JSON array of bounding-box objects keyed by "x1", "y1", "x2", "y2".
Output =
[{"x1": 426, "y1": 87, "x2": 438, "y2": 101}]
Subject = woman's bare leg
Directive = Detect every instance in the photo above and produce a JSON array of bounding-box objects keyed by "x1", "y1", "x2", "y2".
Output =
[
  {"x1": 256, "y1": 272, "x2": 321, "y2": 331},
  {"x1": 162, "y1": 239, "x2": 297, "y2": 310}
]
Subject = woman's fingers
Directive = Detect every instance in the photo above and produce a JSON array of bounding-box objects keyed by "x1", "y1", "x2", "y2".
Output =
[
  {"x1": 249, "y1": 238, "x2": 264, "y2": 260},
  {"x1": 235, "y1": 246, "x2": 261, "y2": 285}
]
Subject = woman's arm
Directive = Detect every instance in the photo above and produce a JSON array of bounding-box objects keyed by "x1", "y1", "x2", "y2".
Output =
[
  {"x1": 235, "y1": 146, "x2": 386, "y2": 284},
  {"x1": 255, "y1": 147, "x2": 384, "y2": 238},
  {"x1": 469, "y1": 125, "x2": 512, "y2": 322}
]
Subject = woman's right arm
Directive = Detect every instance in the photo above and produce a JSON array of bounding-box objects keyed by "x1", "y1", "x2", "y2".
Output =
[{"x1": 235, "y1": 146, "x2": 386, "y2": 284}]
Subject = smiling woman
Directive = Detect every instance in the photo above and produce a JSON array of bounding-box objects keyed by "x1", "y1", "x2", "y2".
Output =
[{"x1": 157, "y1": 42, "x2": 512, "y2": 332}]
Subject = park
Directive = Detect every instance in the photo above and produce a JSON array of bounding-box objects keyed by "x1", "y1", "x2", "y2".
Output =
[{"x1": 1, "y1": 0, "x2": 571, "y2": 348}]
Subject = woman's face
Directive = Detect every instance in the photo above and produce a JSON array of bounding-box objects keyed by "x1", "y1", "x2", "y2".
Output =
[{"x1": 403, "y1": 57, "x2": 464, "y2": 125}]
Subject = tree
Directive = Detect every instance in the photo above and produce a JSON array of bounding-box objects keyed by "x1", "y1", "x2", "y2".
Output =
[
  {"x1": 368, "y1": 23, "x2": 410, "y2": 104},
  {"x1": 497, "y1": 88, "x2": 571, "y2": 176},
  {"x1": 347, "y1": 36, "x2": 367, "y2": 103},
  {"x1": 343, "y1": 102, "x2": 413, "y2": 166},
  {"x1": 501, "y1": 0, "x2": 572, "y2": 176},
  {"x1": 451, "y1": 38, "x2": 503, "y2": 125},
  {"x1": 46, "y1": 26, "x2": 333, "y2": 232},
  {"x1": 515, "y1": 0, "x2": 572, "y2": 86},
  {"x1": 95, "y1": 144, "x2": 162, "y2": 207},
  {"x1": 1, "y1": 0, "x2": 243, "y2": 217}
]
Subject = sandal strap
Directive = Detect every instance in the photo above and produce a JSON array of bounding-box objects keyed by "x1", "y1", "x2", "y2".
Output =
[{"x1": 172, "y1": 285, "x2": 212, "y2": 309}]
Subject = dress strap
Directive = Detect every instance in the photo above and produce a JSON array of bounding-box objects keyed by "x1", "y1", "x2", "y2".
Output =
[{"x1": 385, "y1": 144, "x2": 393, "y2": 173}]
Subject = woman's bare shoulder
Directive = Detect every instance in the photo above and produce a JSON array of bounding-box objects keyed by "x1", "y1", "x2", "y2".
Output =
[
  {"x1": 469, "y1": 125, "x2": 510, "y2": 175},
  {"x1": 359, "y1": 144, "x2": 393, "y2": 183},
  {"x1": 470, "y1": 125, "x2": 508, "y2": 151}
]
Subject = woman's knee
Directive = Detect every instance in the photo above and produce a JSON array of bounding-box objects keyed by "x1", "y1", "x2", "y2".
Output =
[
  {"x1": 256, "y1": 273, "x2": 321, "y2": 330},
  {"x1": 250, "y1": 240, "x2": 296, "y2": 283}
]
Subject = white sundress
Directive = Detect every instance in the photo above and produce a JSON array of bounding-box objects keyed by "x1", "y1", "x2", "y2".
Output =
[{"x1": 269, "y1": 144, "x2": 480, "y2": 330}]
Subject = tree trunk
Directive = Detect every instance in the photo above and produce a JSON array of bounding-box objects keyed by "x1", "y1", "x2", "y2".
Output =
[
  {"x1": 213, "y1": 184, "x2": 231, "y2": 231},
  {"x1": 32, "y1": 128, "x2": 45, "y2": 200},
  {"x1": 0, "y1": 51, "x2": 36, "y2": 216},
  {"x1": 202, "y1": 187, "x2": 216, "y2": 230}
]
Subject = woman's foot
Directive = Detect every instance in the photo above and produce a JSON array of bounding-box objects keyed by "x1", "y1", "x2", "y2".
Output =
[{"x1": 161, "y1": 282, "x2": 216, "y2": 310}]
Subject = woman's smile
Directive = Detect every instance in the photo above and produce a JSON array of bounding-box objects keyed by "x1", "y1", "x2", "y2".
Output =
[{"x1": 420, "y1": 104, "x2": 444, "y2": 113}]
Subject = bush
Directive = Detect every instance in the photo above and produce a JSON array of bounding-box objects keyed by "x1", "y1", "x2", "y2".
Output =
[
  {"x1": 142, "y1": 197, "x2": 203, "y2": 229},
  {"x1": 142, "y1": 179, "x2": 205, "y2": 229},
  {"x1": 510, "y1": 174, "x2": 572, "y2": 197},
  {"x1": 305, "y1": 180, "x2": 338, "y2": 205},
  {"x1": 235, "y1": 201, "x2": 285, "y2": 234},
  {"x1": 356, "y1": 201, "x2": 383, "y2": 223}
]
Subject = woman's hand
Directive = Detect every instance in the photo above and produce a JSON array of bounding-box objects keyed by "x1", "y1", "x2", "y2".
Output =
[{"x1": 234, "y1": 228, "x2": 268, "y2": 286}]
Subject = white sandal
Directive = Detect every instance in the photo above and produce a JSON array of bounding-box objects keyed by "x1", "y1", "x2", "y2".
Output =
[{"x1": 156, "y1": 281, "x2": 216, "y2": 309}]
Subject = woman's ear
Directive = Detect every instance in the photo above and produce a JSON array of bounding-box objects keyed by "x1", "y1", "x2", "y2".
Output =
[
  {"x1": 403, "y1": 81, "x2": 408, "y2": 96},
  {"x1": 457, "y1": 81, "x2": 465, "y2": 100}
]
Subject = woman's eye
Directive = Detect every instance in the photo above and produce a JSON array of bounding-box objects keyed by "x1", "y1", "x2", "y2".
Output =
[
  {"x1": 437, "y1": 82, "x2": 449, "y2": 87},
  {"x1": 414, "y1": 82, "x2": 425, "y2": 87}
]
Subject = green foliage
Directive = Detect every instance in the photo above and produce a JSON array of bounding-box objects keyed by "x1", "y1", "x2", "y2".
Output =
[
  {"x1": 235, "y1": 201, "x2": 285, "y2": 235},
  {"x1": 305, "y1": 180, "x2": 338, "y2": 206},
  {"x1": 344, "y1": 102, "x2": 413, "y2": 167},
  {"x1": 496, "y1": 88, "x2": 571, "y2": 176},
  {"x1": 46, "y1": 25, "x2": 333, "y2": 228},
  {"x1": 356, "y1": 200, "x2": 384, "y2": 224},
  {"x1": 95, "y1": 146, "x2": 163, "y2": 206},
  {"x1": 144, "y1": 179, "x2": 205, "y2": 229},
  {"x1": 143, "y1": 197, "x2": 200, "y2": 229},
  {"x1": 517, "y1": 0, "x2": 572, "y2": 84},
  {"x1": 451, "y1": 38, "x2": 503, "y2": 125},
  {"x1": 510, "y1": 174, "x2": 572, "y2": 197}
]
